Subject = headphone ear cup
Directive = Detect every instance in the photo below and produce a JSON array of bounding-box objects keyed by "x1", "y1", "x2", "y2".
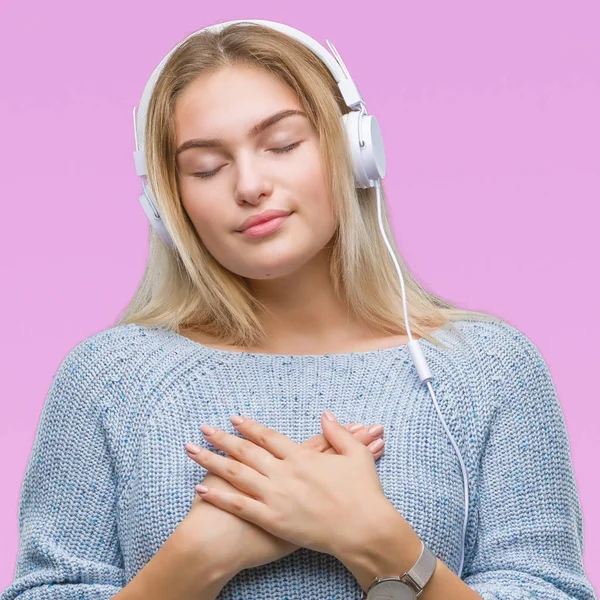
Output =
[
  {"x1": 341, "y1": 111, "x2": 387, "y2": 189},
  {"x1": 138, "y1": 186, "x2": 175, "y2": 249}
]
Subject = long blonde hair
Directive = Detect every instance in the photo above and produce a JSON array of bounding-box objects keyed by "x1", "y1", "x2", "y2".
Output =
[{"x1": 116, "y1": 22, "x2": 506, "y2": 349}]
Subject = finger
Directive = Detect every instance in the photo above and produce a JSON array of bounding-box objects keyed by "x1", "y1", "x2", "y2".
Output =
[
  {"x1": 320, "y1": 410, "x2": 366, "y2": 456},
  {"x1": 323, "y1": 423, "x2": 382, "y2": 453},
  {"x1": 367, "y1": 438, "x2": 384, "y2": 455},
  {"x1": 324, "y1": 443, "x2": 385, "y2": 460},
  {"x1": 346, "y1": 423, "x2": 364, "y2": 432},
  {"x1": 301, "y1": 433, "x2": 331, "y2": 453},
  {"x1": 186, "y1": 446, "x2": 269, "y2": 500},
  {"x1": 323, "y1": 438, "x2": 384, "y2": 460},
  {"x1": 194, "y1": 484, "x2": 269, "y2": 531},
  {"x1": 303, "y1": 424, "x2": 364, "y2": 452},
  {"x1": 229, "y1": 415, "x2": 299, "y2": 460},
  {"x1": 373, "y1": 446, "x2": 384, "y2": 460},
  {"x1": 194, "y1": 424, "x2": 279, "y2": 477},
  {"x1": 353, "y1": 423, "x2": 384, "y2": 445}
]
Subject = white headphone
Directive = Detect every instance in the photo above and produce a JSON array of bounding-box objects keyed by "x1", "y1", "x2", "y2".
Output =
[{"x1": 132, "y1": 18, "x2": 469, "y2": 578}]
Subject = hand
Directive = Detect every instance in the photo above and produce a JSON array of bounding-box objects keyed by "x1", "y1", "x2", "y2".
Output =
[
  {"x1": 189, "y1": 412, "x2": 395, "y2": 558},
  {"x1": 183, "y1": 421, "x2": 385, "y2": 572}
]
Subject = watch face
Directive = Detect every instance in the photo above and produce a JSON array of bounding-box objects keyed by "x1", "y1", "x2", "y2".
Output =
[{"x1": 367, "y1": 581, "x2": 417, "y2": 600}]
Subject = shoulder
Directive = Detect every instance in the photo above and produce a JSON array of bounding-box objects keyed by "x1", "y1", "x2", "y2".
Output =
[
  {"x1": 445, "y1": 319, "x2": 558, "y2": 420},
  {"x1": 69, "y1": 322, "x2": 170, "y2": 357},
  {"x1": 45, "y1": 323, "x2": 188, "y2": 457},
  {"x1": 47, "y1": 323, "x2": 185, "y2": 413},
  {"x1": 433, "y1": 318, "x2": 547, "y2": 375},
  {"x1": 431, "y1": 317, "x2": 538, "y2": 353},
  {"x1": 56, "y1": 322, "x2": 182, "y2": 374},
  {"x1": 455, "y1": 318, "x2": 551, "y2": 381},
  {"x1": 428, "y1": 318, "x2": 553, "y2": 415}
]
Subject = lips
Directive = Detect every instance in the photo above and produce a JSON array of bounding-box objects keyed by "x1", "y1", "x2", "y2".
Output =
[
  {"x1": 239, "y1": 214, "x2": 290, "y2": 238},
  {"x1": 236, "y1": 209, "x2": 292, "y2": 232}
]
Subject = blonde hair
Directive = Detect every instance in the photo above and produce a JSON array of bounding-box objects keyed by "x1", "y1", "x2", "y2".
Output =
[{"x1": 116, "y1": 22, "x2": 507, "y2": 349}]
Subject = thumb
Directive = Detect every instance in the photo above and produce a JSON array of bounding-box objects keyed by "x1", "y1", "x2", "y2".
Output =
[{"x1": 321, "y1": 410, "x2": 359, "y2": 456}]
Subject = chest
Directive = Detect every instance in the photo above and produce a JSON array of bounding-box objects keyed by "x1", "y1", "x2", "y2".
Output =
[{"x1": 115, "y1": 365, "x2": 469, "y2": 585}]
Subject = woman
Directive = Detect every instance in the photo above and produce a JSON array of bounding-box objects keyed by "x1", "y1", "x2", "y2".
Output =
[{"x1": 2, "y1": 21, "x2": 596, "y2": 600}]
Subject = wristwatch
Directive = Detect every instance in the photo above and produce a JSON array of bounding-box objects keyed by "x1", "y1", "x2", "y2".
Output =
[{"x1": 360, "y1": 540, "x2": 437, "y2": 599}]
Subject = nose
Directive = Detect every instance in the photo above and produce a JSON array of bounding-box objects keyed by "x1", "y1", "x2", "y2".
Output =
[{"x1": 233, "y1": 153, "x2": 274, "y2": 206}]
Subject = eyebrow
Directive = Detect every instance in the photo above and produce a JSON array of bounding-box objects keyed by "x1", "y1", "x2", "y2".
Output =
[{"x1": 176, "y1": 109, "x2": 308, "y2": 157}]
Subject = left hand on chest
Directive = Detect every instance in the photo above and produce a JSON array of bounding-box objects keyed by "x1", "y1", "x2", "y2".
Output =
[{"x1": 185, "y1": 410, "x2": 397, "y2": 556}]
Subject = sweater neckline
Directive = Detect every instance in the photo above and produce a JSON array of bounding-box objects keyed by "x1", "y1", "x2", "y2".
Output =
[{"x1": 165, "y1": 326, "x2": 443, "y2": 360}]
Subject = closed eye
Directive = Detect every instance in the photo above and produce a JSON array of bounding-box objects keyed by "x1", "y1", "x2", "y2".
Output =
[
  {"x1": 271, "y1": 141, "x2": 302, "y2": 155},
  {"x1": 193, "y1": 142, "x2": 303, "y2": 180}
]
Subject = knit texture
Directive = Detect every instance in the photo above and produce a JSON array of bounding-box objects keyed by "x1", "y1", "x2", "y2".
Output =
[{"x1": 1, "y1": 319, "x2": 596, "y2": 600}]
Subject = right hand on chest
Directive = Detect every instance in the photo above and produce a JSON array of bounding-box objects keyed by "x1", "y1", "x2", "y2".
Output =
[{"x1": 183, "y1": 422, "x2": 385, "y2": 572}]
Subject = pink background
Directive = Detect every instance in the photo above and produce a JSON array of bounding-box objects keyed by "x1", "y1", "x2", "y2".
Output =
[{"x1": 1, "y1": 0, "x2": 598, "y2": 593}]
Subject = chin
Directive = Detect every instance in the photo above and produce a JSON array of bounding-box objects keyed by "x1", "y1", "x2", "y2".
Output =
[
  {"x1": 242, "y1": 265, "x2": 299, "y2": 280},
  {"x1": 234, "y1": 253, "x2": 310, "y2": 280}
]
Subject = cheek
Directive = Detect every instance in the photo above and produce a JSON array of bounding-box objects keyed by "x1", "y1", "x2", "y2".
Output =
[
  {"x1": 301, "y1": 177, "x2": 336, "y2": 231},
  {"x1": 307, "y1": 191, "x2": 335, "y2": 230},
  {"x1": 189, "y1": 212, "x2": 228, "y2": 253},
  {"x1": 180, "y1": 195, "x2": 228, "y2": 254},
  {"x1": 292, "y1": 152, "x2": 335, "y2": 223}
]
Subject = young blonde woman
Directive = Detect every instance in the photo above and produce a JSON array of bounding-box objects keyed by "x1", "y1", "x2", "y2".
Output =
[{"x1": 2, "y1": 20, "x2": 596, "y2": 600}]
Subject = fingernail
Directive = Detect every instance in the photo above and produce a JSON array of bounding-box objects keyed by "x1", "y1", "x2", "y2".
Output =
[
  {"x1": 368, "y1": 424, "x2": 383, "y2": 437},
  {"x1": 349, "y1": 423, "x2": 364, "y2": 432},
  {"x1": 230, "y1": 415, "x2": 244, "y2": 426},
  {"x1": 185, "y1": 443, "x2": 202, "y2": 454},
  {"x1": 323, "y1": 410, "x2": 336, "y2": 422},
  {"x1": 368, "y1": 438, "x2": 384, "y2": 452},
  {"x1": 200, "y1": 424, "x2": 216, "y2": 436}
]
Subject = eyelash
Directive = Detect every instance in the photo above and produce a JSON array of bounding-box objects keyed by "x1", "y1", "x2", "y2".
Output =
[{"x1": 193, "y1": 142, "x2": 302, "y2": 180}]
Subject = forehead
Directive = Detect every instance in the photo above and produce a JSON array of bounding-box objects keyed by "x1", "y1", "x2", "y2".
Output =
[
  {"x1": 174, "y1": 66, "x2": 308, "y2": 154},
  {"x1": 175, "y1": 65, "x2": 302, "y2": 129}
]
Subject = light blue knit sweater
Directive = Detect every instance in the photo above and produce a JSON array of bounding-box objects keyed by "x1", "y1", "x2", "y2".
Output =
[{"x1": 1, "y1": 319, "x2": 596, "y2": 599}]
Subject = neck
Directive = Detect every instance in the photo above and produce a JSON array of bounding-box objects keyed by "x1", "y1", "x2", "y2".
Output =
[{"x1": 246, "y1": 246, "x2": 364, "y2": 343}]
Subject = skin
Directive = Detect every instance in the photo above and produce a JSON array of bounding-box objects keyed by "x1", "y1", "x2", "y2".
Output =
[{"x1": 182, "y1": 423, "x2": 385, "y2": 571}]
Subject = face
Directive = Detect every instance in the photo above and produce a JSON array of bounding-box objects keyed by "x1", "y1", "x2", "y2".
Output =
[{"x1": 174, "y1": 65, "x2": 337, "y2": 281}]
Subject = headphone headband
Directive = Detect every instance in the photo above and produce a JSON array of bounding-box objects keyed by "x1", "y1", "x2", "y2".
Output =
[{"x1": 134, "y1": 19, "x2": 364, "y2": 159}]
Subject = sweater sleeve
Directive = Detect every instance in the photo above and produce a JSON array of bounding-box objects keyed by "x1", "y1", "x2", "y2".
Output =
[
  {"x1": 462, "y1": 326, "x2": 597, "y2": 600},
  {"x1": 0, "y1": 341, "x2": 125, "y2": 599}
]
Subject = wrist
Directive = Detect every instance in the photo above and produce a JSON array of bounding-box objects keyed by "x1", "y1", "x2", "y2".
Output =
[
  {"x1": 334, "y1": 504, "x2": 422, "y2": 593},
  {"x1": 177, "y1": 514, "x2": 243, "y2": 583}
]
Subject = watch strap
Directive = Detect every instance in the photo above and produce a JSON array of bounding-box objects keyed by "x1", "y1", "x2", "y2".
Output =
[
  {"x1": 405, "y1": 540, "x2": 437, "y2": 592},
  {"x1": 360, "y1": 540, "x2": 437, "y2": 599}
]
